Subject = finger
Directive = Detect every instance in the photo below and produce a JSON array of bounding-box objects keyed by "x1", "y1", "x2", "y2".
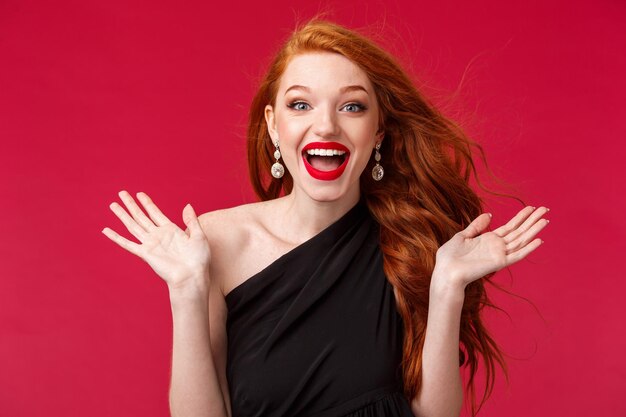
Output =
[
  {"x1": 136, "y1": 192, "x2": 172, "y2": 227},
  {"x1": 101, "y1": 227, "x2": 143, "y2": 257},
  {"x1": 503, "y1": 206, "x2": 549, "y2": 244},
  {"x1": 109, "y1": 202, "x2": 147, "y2": 241},
  {"x1": 506, "y1": 217, "x2": 550, "y2": 253},
  {"x1": 183, "y1": 204, "x2": 203, "y2": 237},
  {"x1": 492, "y1": 206, "x2": 535, "y2": 238},
  {"x1": 459, "y1": 213, "x2": 492, "y2": 239},
  {"x1": 118, "y1": 190, "x2": 156, "y2": 232},
  {"x1": 505, "y1": 238, "x2": 544, "y2": 265}
]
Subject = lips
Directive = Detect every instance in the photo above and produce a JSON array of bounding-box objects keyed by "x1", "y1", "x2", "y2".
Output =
[{"x1": 302, "y1": 141, "x2": 350, "y2": 181}]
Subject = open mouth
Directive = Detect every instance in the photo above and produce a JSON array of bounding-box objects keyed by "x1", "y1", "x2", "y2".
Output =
[
  {"x1": 305, "y1": 148, "x2": 347, "y2": 170},
  {"x1": 302, "y1": 142, "x2": 350, "y2": 181}
]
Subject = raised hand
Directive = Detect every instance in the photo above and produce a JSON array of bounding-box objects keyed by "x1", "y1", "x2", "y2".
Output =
[
  {"x1": 433, "y1": 206, "x2": 550, "y2": 288},
  {"x1": 102, "y1": 191, "x2": 211, "y2": 292}
]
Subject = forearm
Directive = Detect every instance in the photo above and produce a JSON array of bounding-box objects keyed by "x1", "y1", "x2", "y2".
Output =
[
  {"x1": 410, "y1": 272, "x2": 465, "y2": 417},
  {"x1": 169, "y1": 285, "x2": 228, "y2": 417}
]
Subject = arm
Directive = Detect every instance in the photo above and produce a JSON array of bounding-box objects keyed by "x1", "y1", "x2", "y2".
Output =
[
  {"x1": 410, "y1": 206, "x2": 550, "y2": 417},
  {"x1": 409, "y1": 273, "x2": 464, "y2": 417},
  {"x1": 169, "y1": 279, "x2": 230, "y2": 417},
  {"x1": 101, "y1": 191, "x2": 230, "y2": 417}
]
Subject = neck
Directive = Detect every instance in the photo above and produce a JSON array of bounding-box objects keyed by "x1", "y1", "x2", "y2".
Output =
[{"x1": 277, "y1": 187, "x2": 361, "y2": 245}]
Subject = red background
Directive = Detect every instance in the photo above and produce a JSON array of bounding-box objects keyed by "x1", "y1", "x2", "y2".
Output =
[{"x1": 1, "y1": 1, "x2": 624, "y2": 416}]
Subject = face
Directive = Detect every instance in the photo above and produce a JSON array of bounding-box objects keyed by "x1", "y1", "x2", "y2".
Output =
[{"x1": 265, "y1": 51, "x2": 383, "y2": 204}]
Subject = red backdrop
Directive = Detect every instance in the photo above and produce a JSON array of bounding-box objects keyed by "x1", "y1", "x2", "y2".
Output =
[{"x1": 1, "y1": 1, "x2": 624, "y2": 416}]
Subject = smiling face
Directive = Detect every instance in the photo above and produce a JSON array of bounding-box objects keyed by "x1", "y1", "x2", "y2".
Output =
[{"x1": 264, "y1": 51, "x2": 383, "y2": 204}]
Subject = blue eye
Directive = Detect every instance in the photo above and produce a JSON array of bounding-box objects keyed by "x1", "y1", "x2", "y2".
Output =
[
  {"x1": 287, "y1": 101, "x2": 367, "y2": 112},
  {"x1": 342, "y1": 103, "x2": 367, "y2": 112},
  {"x1": 287, "y1": 101, "x2": 310, "y2": 111}
]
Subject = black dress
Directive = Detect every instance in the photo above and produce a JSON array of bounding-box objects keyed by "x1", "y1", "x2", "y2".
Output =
[{"x1": 225, "y1": 201, "x2": 415, "y2": 417}]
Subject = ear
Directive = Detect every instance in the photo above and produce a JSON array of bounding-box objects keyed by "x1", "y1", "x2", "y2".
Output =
[{"x1": 264, "y1": 104, "x2": 278, "y2": 142}]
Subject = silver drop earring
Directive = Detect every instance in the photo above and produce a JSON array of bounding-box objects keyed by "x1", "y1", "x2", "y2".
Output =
[
  {"x1": 372, "y1": 142, "x2": 384, "y2": 181},
  {"x1": 271, "y1": 139, "x2": 285, "y2": 179}
]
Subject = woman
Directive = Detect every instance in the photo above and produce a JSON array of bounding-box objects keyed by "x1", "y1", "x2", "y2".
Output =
[{"x1": 102, "y1": 20, "x2": 549, "y2": 417}]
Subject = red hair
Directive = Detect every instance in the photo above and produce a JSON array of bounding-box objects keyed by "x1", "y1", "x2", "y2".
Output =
[{"x1": 246, "y1": 19, "x2": 522, "y2": 416}]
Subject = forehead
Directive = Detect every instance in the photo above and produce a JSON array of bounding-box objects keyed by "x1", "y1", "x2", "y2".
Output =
[{"x1": 278, "y1": 52, "x2": 373, "y2": 93}]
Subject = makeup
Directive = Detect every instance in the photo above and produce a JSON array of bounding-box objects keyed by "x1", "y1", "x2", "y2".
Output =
[{"x1": 302, "y1": 142, "x2": 350, "y2": 181}]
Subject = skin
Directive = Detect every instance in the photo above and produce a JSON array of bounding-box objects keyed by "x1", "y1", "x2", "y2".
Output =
[
  {"x1": 102, "y1": 51, "x2": 550, "y2": 417},
  {"x1": 265, "y1": 52, "x2": 384, "y2": 206}
]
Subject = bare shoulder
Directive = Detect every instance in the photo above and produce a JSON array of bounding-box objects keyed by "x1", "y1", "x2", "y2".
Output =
[
  {"x1": 197, "y1": 200, "x2": 277, "y2": 297},
  {"x1": 198, "y1": 203, "x2": 259, "y2": 245},
  {"x1": 197, "y1": 201, "x2": 271, "y2": 248}
]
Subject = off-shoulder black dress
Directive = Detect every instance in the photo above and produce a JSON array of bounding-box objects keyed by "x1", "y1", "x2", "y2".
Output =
[{"x1": 225, "y1": 201, "x2": 415, "y2": 417}]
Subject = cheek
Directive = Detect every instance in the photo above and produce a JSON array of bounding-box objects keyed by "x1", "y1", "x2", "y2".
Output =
[
  {"x1": 354, "y1": 148, "x2": 374, "y2": 172},
  {"x1": 276, "y1": 118, "x2": 307, "y2": 145},
  {"x1": 279, "y1": 124, "x2": 302, "y2": 139},
  {"x1": 277, "y1": 118, "x2": 308, "y2": 150},
  {"x1": 346, "y1": 112, "x2": 379, "y2": 135}
]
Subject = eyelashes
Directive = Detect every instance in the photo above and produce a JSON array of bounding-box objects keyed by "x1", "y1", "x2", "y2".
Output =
[
  {"x1": 286, "y1": 101, "x2": 368, "y2": 112},
  {"x1": 286, "y1": 101, "x2": 311, "y2": 111},
  {"x1": 342, "y1": 103, "x2": 368, "y2": 112}
]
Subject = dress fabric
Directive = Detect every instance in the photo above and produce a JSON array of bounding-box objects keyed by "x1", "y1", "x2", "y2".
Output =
[{"x1": 225, "y1": 201, "x2": 415, "y2": 417}]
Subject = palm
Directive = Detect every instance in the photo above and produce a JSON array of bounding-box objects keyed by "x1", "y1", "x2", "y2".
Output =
[
  {"x1": 435, "y1": 206, "x2": 550, "y2": 287},
  {"x1": 102, "y1": 190, "x2": 211, "y2": 289},
  {"x1": 139, "y1": 222, "x2": 210, "y2": 284}
]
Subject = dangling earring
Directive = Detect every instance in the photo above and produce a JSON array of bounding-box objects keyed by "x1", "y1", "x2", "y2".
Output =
[
  {"x1": 271, "y1": 138, "x2": 285, "y2": 179},
  {"x1": 372, "y1": 142, "x2": 384, "y2": 181}
]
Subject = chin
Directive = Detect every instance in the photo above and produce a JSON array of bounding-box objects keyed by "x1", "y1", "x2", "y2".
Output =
[
  {"x1": 294, "y1": 176, "x2": 360, "y2": 204},
  {"x1": 308, "y1": 190, "x2": 348, "y2": 203},
  {"x1": 285, "y1": 154, "x2": 364, "y2": 204}
]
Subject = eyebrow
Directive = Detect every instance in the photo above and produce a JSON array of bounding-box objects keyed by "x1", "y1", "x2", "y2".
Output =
[{"x1": 284, "y1": 84, "x2": 369, "y2": 95}]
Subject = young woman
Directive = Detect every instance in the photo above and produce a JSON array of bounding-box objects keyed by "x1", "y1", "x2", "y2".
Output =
[{"x1": 102, "y1": 20, "x2": 549, "y2": 417}]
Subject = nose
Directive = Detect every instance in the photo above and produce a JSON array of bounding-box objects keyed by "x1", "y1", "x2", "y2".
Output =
[{"x1": 312, "y1": 105, "x2": 340, "y2": 138}]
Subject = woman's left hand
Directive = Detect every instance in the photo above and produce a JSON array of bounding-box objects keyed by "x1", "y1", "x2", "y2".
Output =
[{"x1": 433, "y1": 206, "x2": 550, "y2": 289}]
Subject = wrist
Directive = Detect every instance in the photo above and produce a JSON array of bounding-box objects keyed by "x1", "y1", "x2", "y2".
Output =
[
  {"x1": 168, "y1": 275, "x2": 210, "y2": 303},
  {"x1": 430, "y1": 267, "x2": 466, "y2": 303}
]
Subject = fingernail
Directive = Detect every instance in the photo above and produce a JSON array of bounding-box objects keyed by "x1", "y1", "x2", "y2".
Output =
[
  {"x1": 488, "y1": 213, "x2": 492, "y2": 217},
  {"x1": 546, "y1": 207, "x2": 550, "y2": 212}
]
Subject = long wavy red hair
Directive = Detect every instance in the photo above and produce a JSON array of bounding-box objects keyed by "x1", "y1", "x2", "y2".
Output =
[{"x1": 246, "y1": 18, "x2": 521, "y2": 416}]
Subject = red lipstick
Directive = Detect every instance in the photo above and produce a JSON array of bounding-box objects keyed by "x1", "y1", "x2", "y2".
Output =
[{"x1": 302, "y1": 142, "x2": 350, "y2": 181}]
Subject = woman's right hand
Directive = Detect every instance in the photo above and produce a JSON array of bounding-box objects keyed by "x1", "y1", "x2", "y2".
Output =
[{"x1": 102, "y1": 190, "x2": 211, "y2": 293}]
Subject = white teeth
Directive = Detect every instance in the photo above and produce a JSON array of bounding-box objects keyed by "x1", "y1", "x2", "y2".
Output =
[{"x1": 306, "y1": 149, "x2": 347, "y2": 156}]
